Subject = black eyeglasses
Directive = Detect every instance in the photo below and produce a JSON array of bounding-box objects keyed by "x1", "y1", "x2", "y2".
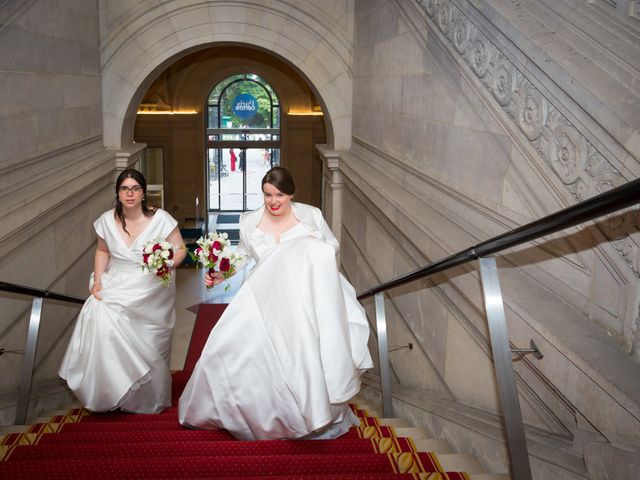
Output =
[{"x1": 119, "y1": 186, "x2": 143, "y2": 194}]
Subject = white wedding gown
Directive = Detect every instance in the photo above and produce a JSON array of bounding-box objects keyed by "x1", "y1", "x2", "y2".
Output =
[
  {"x1": 59, "y1": 209, "x2": 178, "y2": 413},
  {"x1": 179, "y1": 220, "x2": 373, "y2": 440}
]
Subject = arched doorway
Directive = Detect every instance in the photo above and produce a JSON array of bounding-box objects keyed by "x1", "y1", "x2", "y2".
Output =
[{"x1": 206, "y1": 74, "x2": 280, "y2": 212}]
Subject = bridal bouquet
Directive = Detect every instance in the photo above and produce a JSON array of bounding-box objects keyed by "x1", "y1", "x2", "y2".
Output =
[
  {"x1": 141, "y1": 238, "x2": 175, "y2": 286},
  {"x1": 190, "y1": 231, "x2": 244, "y2": 291}
]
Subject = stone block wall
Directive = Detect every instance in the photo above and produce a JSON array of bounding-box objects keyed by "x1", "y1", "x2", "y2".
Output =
[
  {"x1": 0, "y1": 1, "x2": 115, "y2": 424},
  {"x1": 325, "y1": 0, "x2": 640, "y2": 478}
]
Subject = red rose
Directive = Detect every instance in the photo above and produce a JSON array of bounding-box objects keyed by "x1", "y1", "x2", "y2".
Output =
[
  {"x1": 167, "y1": 248, "x2": 174, "y2": 260},
  {"x1": 195, "y1": 247, "x2": 202, "y2": 255},
  {"x1": 156, "y1": 265, "x2": 168, "y2": 277},
  {"x1": 208, "y1": 249, "x2": 218, "y2": 263},
  {"x1": 219, "y1": 257, "x2": 230, "y2": 272},
  {"x1": 152, "y1": 243, "x2": 162, "y2": 252},
  {"x1": 212, "y1": 241, "x2": 222, "y2": 251},
  {"x1": 143, "y1": 253, "x2": 150, "y2": 264}
]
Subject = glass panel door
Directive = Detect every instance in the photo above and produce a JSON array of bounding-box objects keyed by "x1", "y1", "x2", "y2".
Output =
[
  {"x1": 205, "y1": 73, "x2": 280, "y2": 212},
  {"x1": 221, "y1": 148, "x2": 243, "y2": 210},
  {"x1": 246, "y1": 148, "x2": 273, "y2": 210}
]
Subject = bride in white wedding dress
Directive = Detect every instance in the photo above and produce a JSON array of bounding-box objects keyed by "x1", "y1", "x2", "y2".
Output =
[
  {"x1": 179, "y1": 167, "x2": 373, "y2": 440},
  {"x1": 59, "y1": 169, "x2": 186, "y2": 414}
]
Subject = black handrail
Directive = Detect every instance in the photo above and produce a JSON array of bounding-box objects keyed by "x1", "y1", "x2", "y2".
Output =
[
  {"x1": 358, "y1": 178, "x2": 640, "y2": 300},
  {"x1": 0, "y1": 281, "x2": 85, "y2": 304}
]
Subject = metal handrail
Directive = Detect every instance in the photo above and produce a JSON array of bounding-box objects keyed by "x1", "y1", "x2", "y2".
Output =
[
  {"x1": 358, "y1": 177, "x2": 640, "y2": 300},
  {"x1": 355, "y1": 177, "x2": 640, "y2": 480},
  {"x1": 0, "y1": 281, "x2": 85, "y2": 304},
  {"x1": 1, "y1": 280, "x2": 85, "y2": 425}
]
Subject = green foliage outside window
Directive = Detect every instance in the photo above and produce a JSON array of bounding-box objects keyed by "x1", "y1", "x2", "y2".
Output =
[{"x1": 208, "y1": 74, "x2": 279, "y2": 129}]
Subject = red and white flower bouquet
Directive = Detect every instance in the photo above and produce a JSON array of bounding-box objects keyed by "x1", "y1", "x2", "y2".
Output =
[
  {"x1": 141, "y1": 238, "x2": 175, "y2": 286},
  {"x1": 190, "y1": 231, "x2": 245, "y2": 291}
]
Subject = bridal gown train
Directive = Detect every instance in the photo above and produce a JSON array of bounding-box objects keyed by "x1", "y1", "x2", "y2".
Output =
[
  {"x1": 179, "y1": 205, "x2": 374, "y2": 440},
  {"x1": 59, "y1": 209, "x2": 178, "y2": 413}
]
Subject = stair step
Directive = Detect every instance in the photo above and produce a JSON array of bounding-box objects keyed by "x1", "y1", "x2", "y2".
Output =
[
  {"x1": 37, "y1": 429, "x2": 234, "y2": 444},
  {"x1": 469, "y1": 475, "x2": 511, "y2": 480},
  {"x1": 438, "y1": 453, "x2": 487, "y2": 474},
  {"x1": 394, "y1": 427, "x2": 428, "y2": 439},
  {"x1": 0, "y1": 452, "x2": 454, "y2": 478},
  {"x1": 0, "y1": 425, "x2": 28, "y2": 435},
  {"x1": 412, "y1": 438, "x2": 454, "y2": 454},
  {"x1": 378, "y1": 418, "x2": 412, "y2": 428},
  {"x1": 7, "y1": 438, "x2": 417, "y2": 460},
  {"x1": 60, "y1": 419, "x2": 182, "y2": 432},
  {"x1": 78, "y1": 409, "x2": 178, "y2": 422}
]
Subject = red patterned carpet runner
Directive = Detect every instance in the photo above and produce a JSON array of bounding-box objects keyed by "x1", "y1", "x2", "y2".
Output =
[{"x1": 0, "y1": 304, "x2": 470, "y2": 480}]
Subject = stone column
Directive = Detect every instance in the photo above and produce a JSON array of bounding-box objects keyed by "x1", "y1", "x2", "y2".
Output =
[
  {"x1": 114, "y1": 142, "x2": 147, "y2": 174},
  {"x1": 316, "y1": 145, "x2": 344, "y2": 243}
]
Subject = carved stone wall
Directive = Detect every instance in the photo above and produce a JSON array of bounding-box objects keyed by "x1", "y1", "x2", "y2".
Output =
[{"x1": 335, "y1": 0, "x2": 640, "y2": 477}]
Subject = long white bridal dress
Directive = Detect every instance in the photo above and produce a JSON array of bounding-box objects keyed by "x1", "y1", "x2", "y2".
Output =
[
  {"x1": 59, "y1": 209, "x2": 178, "y2": 414},
  {"x1": 179, "y1": 204, "x2": 373, "y2": 440}
]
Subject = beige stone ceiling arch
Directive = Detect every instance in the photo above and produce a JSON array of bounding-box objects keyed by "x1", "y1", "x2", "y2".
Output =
[{"x1": 100, "y1": 0, "x2": 354, "y2": 150}]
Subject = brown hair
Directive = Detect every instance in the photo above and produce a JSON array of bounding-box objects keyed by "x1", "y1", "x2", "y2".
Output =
[
  {"x1": 261, "y1": 166, "x2": 295, "y2": 196},
  {"x1": 114, "y1": 168, "x2": 155, "y2": 235}
]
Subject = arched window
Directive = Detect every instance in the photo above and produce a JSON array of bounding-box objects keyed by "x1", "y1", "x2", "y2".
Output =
[{"x1": 206, "y1": 74, "x2": 280, "y2": 211}]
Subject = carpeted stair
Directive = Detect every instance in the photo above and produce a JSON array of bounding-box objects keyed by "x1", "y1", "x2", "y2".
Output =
[{"x1": 0, "y1": 305, "x2": 509, "y2": 479}]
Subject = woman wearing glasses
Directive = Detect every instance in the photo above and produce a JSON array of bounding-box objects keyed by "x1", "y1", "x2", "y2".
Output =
[{"x1": 59, "y1": 169, "x2": 186, "y2": 413}]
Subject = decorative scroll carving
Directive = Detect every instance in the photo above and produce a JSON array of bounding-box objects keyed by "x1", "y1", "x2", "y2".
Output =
[
  {"x1": 491, "y1": 55, "x2": 515, "y2": 106},
  {"x1": 424, "y1": 0, "x2": 438, "y2": 17},
  {"x1": 547, "y1": 124, "x2": 586, "y2": 185},
  {"x1": 436, "y1": 2, "x2": 451, "y2": 34},
  {"x1": 470, "y1": 39, "x2": 490, "y2": 78},
  {"x1": 516, "y1": 86, "x2": 546, "y2": 141},
  {"x1": 453, "y1": 15, "x2": 470, "y2": 54},
  {"x1": 414, "y1": 0, "x2": 639, "y2": 277}
]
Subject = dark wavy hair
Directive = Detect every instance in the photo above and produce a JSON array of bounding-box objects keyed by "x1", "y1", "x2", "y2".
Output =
[
  {"x1": 261, "y1": 166, "x2": 295, "y2": 196},
  {"x1": 114, "y1": 168, "x2": 155, "y2": 235}
]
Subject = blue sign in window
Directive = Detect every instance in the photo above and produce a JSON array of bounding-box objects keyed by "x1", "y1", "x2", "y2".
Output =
[{"x1": 232, "y1": 94, "x2": 258, "y2": 119}]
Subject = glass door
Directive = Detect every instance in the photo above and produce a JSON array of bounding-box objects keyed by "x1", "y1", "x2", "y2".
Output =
[
  {"x1": 205, "y1": 74, "x2": 280, "y2": 212},
  {"x1": 208, "y1": 143, "x2": 279, "y2": 211}
]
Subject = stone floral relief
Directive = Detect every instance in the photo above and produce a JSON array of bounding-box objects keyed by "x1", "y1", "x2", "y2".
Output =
[
  {"x1": 415, "y1": 0, "x2": 640, "y2": 279},
  {"x1": 416, "y1": 0, "x2": 640, "y2": 357}
]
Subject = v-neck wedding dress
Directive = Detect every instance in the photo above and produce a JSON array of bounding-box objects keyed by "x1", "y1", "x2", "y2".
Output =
[
  {"x1": 178, "y1": 203, "x2": 373, "y2": 440},
  {"x1": 59, "y1": 208, "x2": 178, "y2": 413}
]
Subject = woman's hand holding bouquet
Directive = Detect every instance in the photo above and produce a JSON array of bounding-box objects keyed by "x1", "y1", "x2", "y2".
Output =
[
  {"x1": 141, "y1": 238, "x2": 175, "y2": 286},
  {"x1": 190, "y1": 232, "x2": 244, "y2": 291}
]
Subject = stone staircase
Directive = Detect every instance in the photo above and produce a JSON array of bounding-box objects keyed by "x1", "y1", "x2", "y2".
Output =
[{"x1": 355, "y1": 400, "x2": 511, "y2": 480}]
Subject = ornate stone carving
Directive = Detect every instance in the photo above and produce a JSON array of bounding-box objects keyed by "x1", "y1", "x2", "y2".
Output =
[
  {"x1": 547, "y1": 124, "x2": 586, "y2": 185},
  {"x1": 470, "y1": 39, "x2": 490, "y2": 78},
  {"x1": 415, "y1": 0, "x2": 637, "y2": 278},
  {"x1": 453, "y1": 14, "x2": 470, "y2": 54},
  {"x1": 516, "y1": 87, "x2": 546, "y2": 140},
  {"x1": 436, "y1": 1, "x2": 451, "y2": 34},
  {"x1": 491, "y1": 55, "x2": 515, "y2": 106},
  {"x1": 424, "y1": 0, "x2": 438, "y2": 17}
]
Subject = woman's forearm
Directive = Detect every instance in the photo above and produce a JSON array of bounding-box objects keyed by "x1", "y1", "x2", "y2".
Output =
[{"x1": 93, "y1": 250, "x2": 109, "y2": 281}]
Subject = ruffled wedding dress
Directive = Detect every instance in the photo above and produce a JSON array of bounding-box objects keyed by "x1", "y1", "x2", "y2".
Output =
[
  {"x1": 179, "y1": 214, "x2": 373, "y2": 440},
  {"x1": 59, "y1": 209, "x2": 178, "y2": 413}
]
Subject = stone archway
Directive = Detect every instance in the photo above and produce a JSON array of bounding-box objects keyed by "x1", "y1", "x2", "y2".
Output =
[{"x1": 100, "y1": 0, "x2": 354, "y2": 152}]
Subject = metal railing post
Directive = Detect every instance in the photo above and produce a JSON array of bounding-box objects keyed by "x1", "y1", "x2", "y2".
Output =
[
  {"x1": 478, "y1": 257, "x2": 532, "y2": 480},
  {"x1": 374, "y1": 292, "x2": 393, "y2": 417},
  {"x1": 15, "y1": 297, "x2": 44, "y2": 425}
]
